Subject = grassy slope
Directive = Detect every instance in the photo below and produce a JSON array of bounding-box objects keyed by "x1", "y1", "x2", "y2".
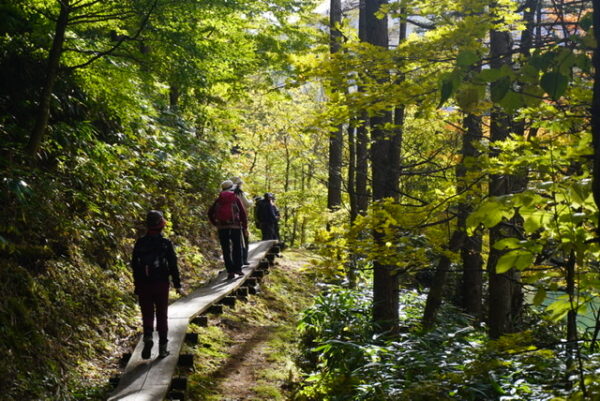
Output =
[{"x1": 184, "y1": 250, "x2": 318, "y2": 400}]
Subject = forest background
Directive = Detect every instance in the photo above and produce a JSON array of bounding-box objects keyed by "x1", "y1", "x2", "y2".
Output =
[{"x1": 2, "y1": 0, "x2": 600, "y2": 400}]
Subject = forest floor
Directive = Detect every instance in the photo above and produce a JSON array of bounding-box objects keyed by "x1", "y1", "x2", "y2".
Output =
[{"x1": 183, "y1": 250, "x2": 317, "y2": 401}]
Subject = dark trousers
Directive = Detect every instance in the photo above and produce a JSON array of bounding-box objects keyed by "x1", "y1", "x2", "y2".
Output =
[
  {"x1": 218, "y1": 228, "x2": 243, "y2": 273},
  {"x1": 260, "y1": 223, "x2": 277, "y2": 240},
  {"x1": 137, "y1": 281, "x2": 170, "y2": 342}
]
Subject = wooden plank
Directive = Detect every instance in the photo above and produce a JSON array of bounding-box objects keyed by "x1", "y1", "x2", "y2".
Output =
[{"x1": 108, "y1": 240, "x2": 277, "y2": 401}]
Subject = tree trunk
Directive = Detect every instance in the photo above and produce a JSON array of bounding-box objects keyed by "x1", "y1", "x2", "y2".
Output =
[
  {"x1": 327, "y1": 0, "x2": 344, "y2": 212},
  {"x1": 591, "y1": 0, "x2": 600, "y2": 234},
  {"x1": 458, "y1": 113, "x2": 484, "y2": 319},
  {"x1": 348, "y1": 121, "x2": 358, "y2": 223},
  {"x1": 565, "y1": 251, "x2": 577, "y2": 373},
  {"x1": 356, "y1": 112, "x2": 369, "y2": 214},
  {"x1": 422, "y1": 231, "x2": 464, "y2": 330},
  {"x1": 487, "y1": 28, "x2": 515, "y2": 339},
  {"x1": 355, "y1": 0, "x2": 369, "y2": 215},
  {"x1": 365, "y1": 0, "x2": 400, "y2": 333},
  {"x1": 169, "y1": 84, "x2": 180, "y2": 110},
  {"x1": 27, "y1": 2, "x2": 70, "y2": 157}
]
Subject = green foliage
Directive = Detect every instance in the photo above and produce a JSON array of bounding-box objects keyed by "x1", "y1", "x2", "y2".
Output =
[
  {"x1": 295, "y1": 285, "x2": 600, "y2": 401},
  {"x1": 0, "y1": 0, "x2": 319, "y2": 398}
]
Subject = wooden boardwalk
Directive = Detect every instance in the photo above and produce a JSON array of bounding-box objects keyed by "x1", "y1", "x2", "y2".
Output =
[{"x1": 108, "y1": 240, "x2": 278, "y2": 401}]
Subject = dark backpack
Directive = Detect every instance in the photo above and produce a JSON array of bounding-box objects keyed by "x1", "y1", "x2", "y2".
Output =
[
  {"x1": 134, "y1": 237, "x2": 168, "y2": 281},
  {"x1": 209, "y1": 191, "x2": 240, "y2": 226},
  {"x1": 254, "y1": 198, "x2": 263, "y2": 227}
]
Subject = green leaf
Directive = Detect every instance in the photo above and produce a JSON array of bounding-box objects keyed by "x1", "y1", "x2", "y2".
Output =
[
  {"x1": 520, "y1": 207, "x2": 549, "y2": 233},
  {"x1": 540, "y1": 71, "x2": 568, "y2": 100},
  {"x1": 490, "y1": 76, "x2": 511, "y2": 102},
  {"x1": 533, "y1": 288, "x2": 546, "y2": 306},
  {"x1": 499, "y1": 90, "x2": 524, "y2": 113},
  {"x1": 456, "y1": 87, "x2": 480, "y2": 113},
  {"x1": 556, "y1": 48, "x2": 577, "y2": 75},
  {"x1": 456, "y1": 50, "x2": 479, "y2": 67},
  {"x1": 493, "y1": 237, "x2": 521, "y2": 250},
  {"x1": 477, "y1": 68, "x2": 504, "y2": 82},
  {"x1": 466, "y1": 199, "x2": 515, "y2": 234},
  {"x1": 496, "y1": 249, "x2": 535, "y2": 273},
  {"x1": 522, "y1": 85, "x2": 544, "y2": 107},
  {"x1": 438, "y1": 76, "x2": 456, "y2": 108},
  {"x1": 546, "y1": 296, "x2": 572, "y2": 321},
  {"x1": 529, "y1": 51, "x2": 556, "y2": 71},
  {"x1": 580, "y1": 12, "x2": 593, "y2": 31}
]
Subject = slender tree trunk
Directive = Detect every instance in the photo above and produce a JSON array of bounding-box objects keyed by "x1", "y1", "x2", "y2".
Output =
[
  {"x1": 355, "y1": 0, "x2": 370, "y2": 215},
  {"x1": 169, "y1": 84, "x2": 180, "y2": 110},
  {"x1": 422, "y1": 231, "x2": 464, "y2": 330},
  {"x1": 458, "y1": 113, "x2": 484, "y2": 318},
  {"x1": 487, "y1": 28, "x2": 514, "y2": 339},
  {"x1": 591, "y1": 0, "x2": 600, "y2": 234},
  {"x1": 27, "y1": 2, "x2": 70, "y2": 157},
  {"x1": 565, "y1": 251, "x2": 577, "y2": 372},
  {"x1": 365, "y1": 0, "x2": 400, "y2": 333},
  {"x1": 348, "y1": 121, "x2": 358, "y2": 223},
  {"x1": 356, "y1": 113, "x2": 369, "y2": 214},
  {"x1": 327, "y1": 0, "x2": 344, "y2": 212},
  {"x1": 283, "y1": 137, "x2": 291, "y2": 244}
]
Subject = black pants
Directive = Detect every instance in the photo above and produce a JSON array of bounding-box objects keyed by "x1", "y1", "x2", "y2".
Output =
[
  {"x1": 260, "y1": 223, "x2": 277, "y2": 240},
  {"x1": 218, "y1": 228, "x2": 243, "y2": 273}
]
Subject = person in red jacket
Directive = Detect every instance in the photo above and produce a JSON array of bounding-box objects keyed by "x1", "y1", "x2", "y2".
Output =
[
  {"x1": 208, "y1": 180, "x2": 248, "y2": 280},
  {"x1": 131, "y1": 210, "x2": 184, "y2": 359}
]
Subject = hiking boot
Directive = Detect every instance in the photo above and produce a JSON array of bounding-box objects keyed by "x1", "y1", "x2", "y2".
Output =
[
  {"x1": 227, "y1": 272, "x2": 235, "y2": 280},
  {"x1": 158, "y1": 340, "x2": 169, "y2": 358},
  {"x1": 235, "y1": 271, "x2": 244, "y2": 276},
  {"x1": 141, "y1": 335, "x2": 153, "y2": 359}
]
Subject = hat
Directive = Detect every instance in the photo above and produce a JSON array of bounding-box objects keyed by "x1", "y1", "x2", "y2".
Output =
[
  {"x1": 146, "y1": 210, "x2": 166, "y2": 229},
  {"x1": 221, "y1": 180, "x2": 234, "y2": 190},
  {"x1": 231, "y1": 176, "x2": 243, "y2": 185},
  {"x1": 265, "y1": 192, "x2": 275, "y2": 200}
]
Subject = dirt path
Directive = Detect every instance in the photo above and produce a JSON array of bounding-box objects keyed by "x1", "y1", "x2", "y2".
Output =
[
  {"x1": 187, "y1": 252, "x2": 313, "y2": 401},
  {"x1": 211, "y1": 325, "x2": 277, "y2": 400}
]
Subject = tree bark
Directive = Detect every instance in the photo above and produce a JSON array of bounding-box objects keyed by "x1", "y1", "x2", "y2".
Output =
[
  {"x1": 27, "y1": 2, "x2": 70, "y2": 157},
  {"x1": 355, "y1": 0, "x2": 370, "y2": 215},
  {"x1": 422, "y1": 231, "x2": 464, "y2": 330},
  {"x1": 487, "y1": 28, "x2": 515, "y2": 339},
  {"x1": 327, "y1": 0, "x2": 344, "y2": 212},
  {"x1": 348, "y1": 121, "x2": 357, "y2": 222},
  {"x1": 365, "y1": 0, "x2": 400, "y2": 333},
  {"x1": 458, "y1": 113, "x2": 484, "y2": 318},
  {"x1": 591, "y1": 0, "x2": 600, "y2": 234}
]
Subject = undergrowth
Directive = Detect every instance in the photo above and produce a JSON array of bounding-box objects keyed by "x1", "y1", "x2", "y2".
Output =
[{"x1": 186, "y1": 250, "x2": 318, "y2": 401}]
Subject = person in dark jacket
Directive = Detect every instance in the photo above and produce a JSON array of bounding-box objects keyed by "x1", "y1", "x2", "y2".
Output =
[
  {"x1": 208, "y1": 180, "x2": 248, "y2": 280},
  {"x1": 257, "y1": 192, "x2": 279, "y2": 240},
  {"x1": 131, "y1": 210, "x2": 184, "y2": 359}
]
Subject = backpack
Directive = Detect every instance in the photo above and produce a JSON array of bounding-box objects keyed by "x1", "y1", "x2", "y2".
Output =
[
  {"x1": 133, "y1": 237, "x2": 168, "y2": 281},
  {"x1": 209, "y1": 191, "x2": 241, "y2": 226},
  {"x1": 254, "y1": 198, "x2": 263, "y2": 227}
]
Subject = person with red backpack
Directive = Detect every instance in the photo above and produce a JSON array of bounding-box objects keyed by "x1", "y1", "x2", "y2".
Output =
[
  {"x1": 131, "y1": 210, "x2": 185, "y2": 359},
  {"x1": 208, "y1": 180, "x2": 248, "y2": 280}
]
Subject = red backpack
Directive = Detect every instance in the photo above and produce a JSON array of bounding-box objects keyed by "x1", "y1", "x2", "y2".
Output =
[{"x1": 209, "y1": 191, "x2": 240, "y2": 226}]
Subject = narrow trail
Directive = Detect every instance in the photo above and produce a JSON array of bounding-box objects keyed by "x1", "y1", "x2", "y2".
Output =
[
  {"x1": 186, "y1": 252, "x2": 314, "y2": 401},
  {"x1": 211, "y1": 325, "x2": 275, "y2": 400}
]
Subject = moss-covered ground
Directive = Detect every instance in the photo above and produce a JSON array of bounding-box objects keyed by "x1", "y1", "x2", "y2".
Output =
[{"x1": 184, "y1": 250, "x2": 317, "y2": 400}]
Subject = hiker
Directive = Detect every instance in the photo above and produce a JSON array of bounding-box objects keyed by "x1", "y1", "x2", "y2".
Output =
[
  {"x1": 231, "y1": 176, "x2": 253, "y2": 265},
  {"x1": 208, "y1": 180, "x2": 248, "y2": 280},
  {"x1": 256, "y1": 192, "x2": 279, "y2": 240},
  {"x1": 131, "y1": 210, "x2": 184, "y2": 359}
]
